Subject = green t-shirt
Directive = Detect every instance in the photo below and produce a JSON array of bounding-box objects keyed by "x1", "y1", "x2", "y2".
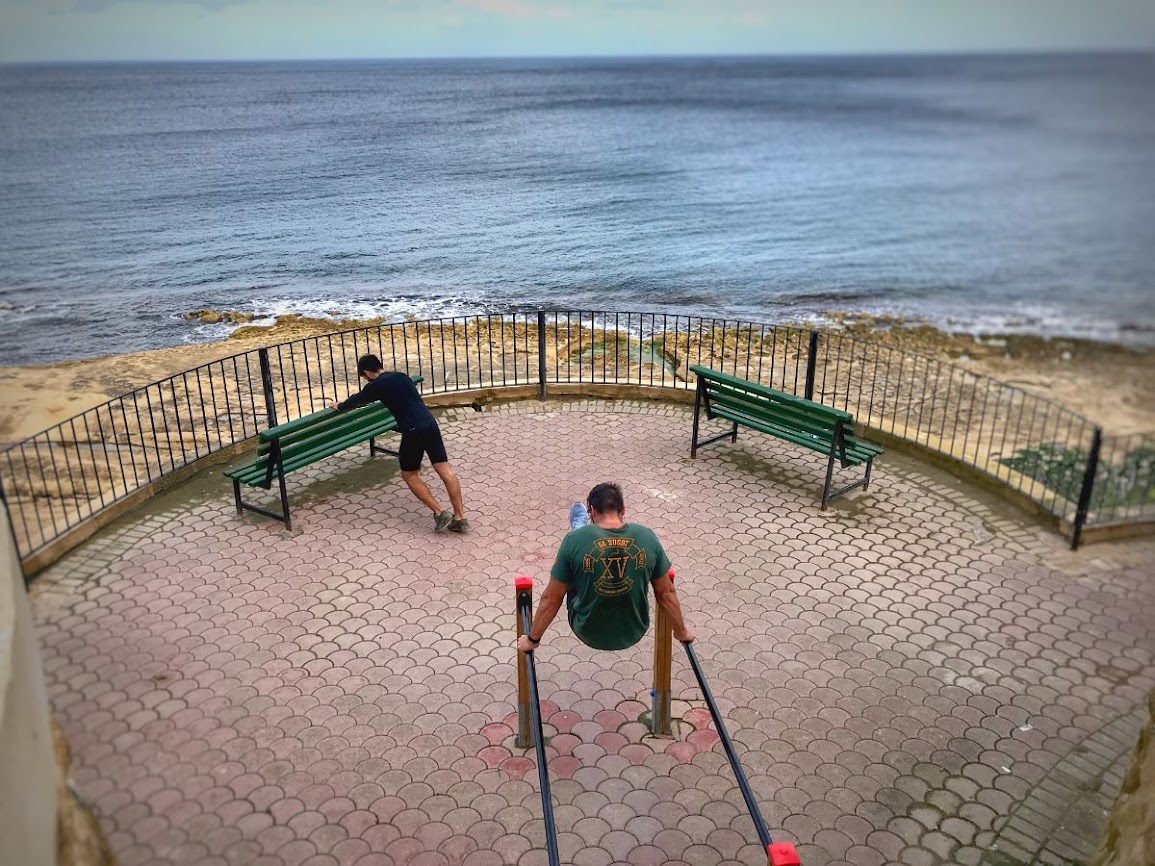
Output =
[{"x1": 551, "y1": 523, "x2": 672, "y2": 651}]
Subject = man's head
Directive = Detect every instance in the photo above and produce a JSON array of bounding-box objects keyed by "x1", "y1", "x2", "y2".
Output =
[
  {"x1": 356, "y1": 354, "x2": 385, "y2": 380},
  {"x1": 587, "y1": 482, "x2": 625, "y2": 518}
]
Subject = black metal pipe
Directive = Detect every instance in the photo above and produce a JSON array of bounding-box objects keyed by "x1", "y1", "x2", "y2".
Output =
[
  {"x1": 803, "y1": 330, "x2": 819, "y2": 401},
  {"x1": 517, "y1": 598, "x2": 561, "y2": 866},
  {"x1": 537, "y1": 311, "x2": 548, "y2": 400},
  {"x1": 258, "y1": 347, "x2": 279, "y2": 428},
  {"x1": 681, "y1": 640, "x2": 772, "y2": 850},
  {"x1": 1071, "y1": 426, "x2": 1102, "y2": 551}
]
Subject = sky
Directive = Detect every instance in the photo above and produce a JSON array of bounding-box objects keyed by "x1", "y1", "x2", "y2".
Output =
[{"x1": 1, "y1": 0, "x2": 1154, "y2": 63}]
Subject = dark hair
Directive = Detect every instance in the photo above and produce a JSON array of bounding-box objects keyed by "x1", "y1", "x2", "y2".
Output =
[
  {"x1": 587, "y1": 482, "x2": 624, "y2": 516},
  {"x1": 356, "y1": 354, "x2": 384, "y2": 376}
]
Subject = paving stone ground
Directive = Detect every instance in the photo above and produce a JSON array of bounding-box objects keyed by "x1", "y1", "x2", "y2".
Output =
[{"x1": 28, "y1": 399, "x2": 1155, "y2": 866}]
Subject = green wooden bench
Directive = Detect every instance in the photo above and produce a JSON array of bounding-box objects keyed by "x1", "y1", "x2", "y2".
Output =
[
  {"x1": 225, "y1": 376, "x2": 422, "y2": 529},
  {"x1": 689, "y1": 365, "x2": 883, "y2": 508}
]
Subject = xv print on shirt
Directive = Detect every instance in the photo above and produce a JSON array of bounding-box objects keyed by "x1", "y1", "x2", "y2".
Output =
[{"x1": 583, "y1": 536, "x2": 648, "y2": 597}]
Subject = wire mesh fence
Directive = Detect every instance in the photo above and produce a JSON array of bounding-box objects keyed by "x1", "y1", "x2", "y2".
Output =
[{"x1": 1, "y1": 311, "x2": 1149, "y2": 566}]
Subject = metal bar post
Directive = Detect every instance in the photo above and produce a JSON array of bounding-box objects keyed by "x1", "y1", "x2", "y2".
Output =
[
  {"x1": 1071, "y1": 426, "x2": 1102, "y2": 551},
  {"x1": 258, "y1": 347, "x2": 279, "y2": 428},
  {"x1": 515, "y1": 577, "x2": 561, "y2": 866},
  {"x1": 651, "y1": 568, "x2": 674, "y2": 736},
  {"x1": 803, "y1": 331, "x2": 819, "y2": 401},
  {"x1": 515, "y1": 576, "x2": 535, "y2": 748},
  {"x1": 682, "y1": 640, "x2": 773, "y2": 850},
  {"x1": 537, "y1": 311, "x2": 548, "y2": 400}
]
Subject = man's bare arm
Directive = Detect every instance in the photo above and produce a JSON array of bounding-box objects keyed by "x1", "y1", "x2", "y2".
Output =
[
  {"x1": 516, "y1": 578, "x2": 567, "y2": 653},
  {"x1": 652, "y1": 574, "x2": 694, "y2": 643}
]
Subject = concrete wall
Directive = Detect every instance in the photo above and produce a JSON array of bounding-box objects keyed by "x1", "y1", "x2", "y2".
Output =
[
  {"x1": 1090, "y1": 689, "x2": 1155, "y2": 866},
  {"x1": 0, "y1": 507, "x2": 56, "y2": 865}
]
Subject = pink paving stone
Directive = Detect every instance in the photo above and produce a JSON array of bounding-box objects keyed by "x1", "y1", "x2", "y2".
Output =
[
  {"x1": 663, "y1": 742, "x2": 699, "y2": 764},
  {"x1": 548, "y1": 756, "x2": 583, "y2": 780},
  {"x1": 593, "y1": 710, "x2": 627, "y2": 730},
  {"x1": 683, "y1": 708, "x2": 713, "y2": 730},
  {"x1": 477, "y1": 746, "x2": 510, "y2": 769},
  {"x1": 499, "y1": 756, "x2": 536, "y2": 781},
  {"x1": 625, "y1": 845, "x2": 670, "y2": 866},
  {"x1": 549, "y1": 734, "x2": 581, "y2": 756},
  {"x1": 481, "y1": 723, "x2": 513, "y2": 746},
  {"x1": 594, "y1": 731, "x2": 629, "y2": 754},
  {"x1": 686, "y1": 729, "x2": 721, "y2": 751},
  {"x1": 549, "y1": 711, "x2": 581, "y2": 733},
  {"x1": 616, "y1": 701, "x2": 648, "y2": 719},
  {"x1": 619, "y1": 744, "x2": 654, "y2": 766}
]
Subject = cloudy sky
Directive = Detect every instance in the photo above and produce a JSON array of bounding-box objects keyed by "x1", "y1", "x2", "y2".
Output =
[{"x1": 1, "y1": 0, "x2": 1153, "y2": 63}]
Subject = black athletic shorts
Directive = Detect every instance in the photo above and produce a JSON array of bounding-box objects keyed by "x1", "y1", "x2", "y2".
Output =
[{"x1": 398, "y1": 423, "x2": 448, "y2": 472}]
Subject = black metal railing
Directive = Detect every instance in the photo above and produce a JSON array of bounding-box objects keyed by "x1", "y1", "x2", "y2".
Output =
[{"x1": 1, "y1": 311, "x2": 1151, "y2": 568}]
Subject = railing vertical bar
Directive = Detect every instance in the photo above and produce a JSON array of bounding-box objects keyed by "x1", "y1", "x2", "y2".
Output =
[
  {"x1": 1061, "y1": 410, "x2": 1084, "y2": 519},
  {"x1": 438, "y1": 319, "x2": 448, "y2": 392},
  {"x1": 90, "y1": 408, "x2": 115, "y2": 506},
  {"x1": 66, "y1": 417, "x2": 95, "y2": 510},
  {"x1": 988, "y1": 384, "x2": 1011, "y2": 481},
  {"x1": 176, "y1": 374, "x2": 195, "y2": 461},
  {"x1": 116, "y1": 395, "x2": 143, "y2": 488},
  {"x1": 462, "y1": 316, "x2": 472, "y2": 390},
  {"x1": 3, "y1": 449, "x2": 35, "y2": 555},
  {"x1": 1071, "y1": 427, "x2": 1103, "y2": 550},
  {"x1": 537, "y1": 312, "x2": 547, "y2": 399},
  {"x1": 204, "y1": 366, "x2": 222, "y2": 454},
  {"x1": 130, "y1": 391, "x2": 154, "y2": 483},
  {"x1": 103, "y1": 403, "x2": 130, "y2": 505},
  {"x1": 281, "y1": 346, "x2": 298, "y2": 421},
  {"x1": 975, "y1": 377, "x2": 993, "y2": 471},
  {"x1": 240, "y1": 354, "x2": 257, "y2": 437},
  {"x1": 30, "y1": 438, "x2": 61, "y2": 538},
  {"x1": 327, "y1": 335, "x2": 341, "y2": 413},
  {"x1": 51, "y1": 422, "x2": 81, "y2": 525},
  {"x1": 194, "y1": 369, "x2": 211, "y2": 456}
]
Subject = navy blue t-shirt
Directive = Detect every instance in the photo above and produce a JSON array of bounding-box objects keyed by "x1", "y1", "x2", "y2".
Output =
[{"x1": 337, "y1": 372, "x2": 435, "y2": 433}]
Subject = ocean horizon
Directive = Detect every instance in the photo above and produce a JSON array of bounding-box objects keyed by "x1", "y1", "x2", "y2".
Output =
[{"x1": 1, "y1": 52, "x2": 1153, "y2": 365}]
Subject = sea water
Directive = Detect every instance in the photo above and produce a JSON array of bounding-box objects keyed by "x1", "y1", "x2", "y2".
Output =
[{"x1": 1, "y1": 53, "x2": 1153, "y2": 364}]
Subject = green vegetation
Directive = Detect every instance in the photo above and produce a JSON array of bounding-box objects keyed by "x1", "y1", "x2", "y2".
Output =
[{"x1": 999, "y1": 440, "x2": 1155, "y2": 513}]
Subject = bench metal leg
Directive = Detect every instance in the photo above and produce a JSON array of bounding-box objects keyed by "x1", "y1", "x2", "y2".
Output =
[
  {"x1": 822, "y1": 447, "x2": 837, "y2": 510},
  {"x1": 232, "y1": 484, "x2": 290, "y2": 526},
  {"x1": 691, "y1": 380, "x2": 703, "y2": 458},
  {"x1": 864, "y1": 457, "x2": 873, "y2": 492},
  {"x1": 277, "y1": 470, "x2": 292, "y2": 531},
  {"x1": 730, "y1": 421, "x2": 738, "y2": 444}
]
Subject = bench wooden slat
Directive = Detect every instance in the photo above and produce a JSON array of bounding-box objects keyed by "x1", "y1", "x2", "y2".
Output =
[
  {"x1": 226, "y1": 409, "x2": 394, "y2": 475},
  {"x1": 224, "y1": 418, "x2": 399, "y2": 486},
  {"x1": 689, "y1": 365, "x2": 882, "y2": 508},
  {"x1": 688, "y1": 365, "x2": 854, "y2": 421},
  {"x1": 711, "y1": 406, "x2": 881, "y2": 465},
  {"x1": 257, "y1": 403, "x2": 390, "y2": 443},
  {"x1": 261, "y1": 411, "x2": 395, "y2": 461},
  {"x1": 706, "y1": 385, "x2": 842, "y2": 441}
]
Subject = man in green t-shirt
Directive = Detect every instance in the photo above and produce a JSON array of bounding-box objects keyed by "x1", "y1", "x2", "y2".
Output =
[{"x1": 517, "y1": 483, "x2": 694, "y2": 653}]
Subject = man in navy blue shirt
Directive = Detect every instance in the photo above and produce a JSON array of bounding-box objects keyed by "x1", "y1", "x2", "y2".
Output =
[{"x1": 330, "y1": 354, "x2": 468, "y2": 532}]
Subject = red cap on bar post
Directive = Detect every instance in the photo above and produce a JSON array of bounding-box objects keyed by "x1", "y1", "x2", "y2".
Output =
[
  {"x1": 767, "y1": 842, "x2": 800, "y2": 866},
  {"x1": 667, "y1": 568, "x2": 675, "y2": 582},
  {"x1": 514, "y1": 576, "x2": 534, "y2": 592}
]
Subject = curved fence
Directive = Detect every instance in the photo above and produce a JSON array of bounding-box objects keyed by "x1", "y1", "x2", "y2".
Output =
[{"x1": 2, "y1": 311, "x2": 1151, "y2": 570}]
